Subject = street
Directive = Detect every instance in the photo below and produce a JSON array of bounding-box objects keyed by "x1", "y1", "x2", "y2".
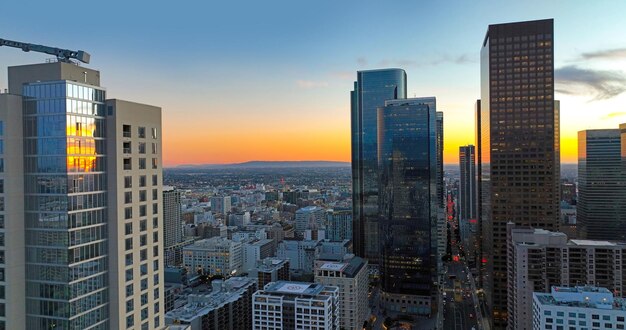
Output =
[{"x1": 442, "y1": 261, "x2": 480, "y2": 330}]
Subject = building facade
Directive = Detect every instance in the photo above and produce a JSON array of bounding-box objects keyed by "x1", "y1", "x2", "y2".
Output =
[
  {"x1": 532, "y1": 286, "x2": 626, "y2": 330},
  {"x1": 183, "y1": 237, "x2": 242, "y2": 277},
  {"x1": 507, "y1": 224, "x2": 626, "y2": 330},
  {"x1": 351, "y1": 69, "x2": 407, "y2": 264},
  {"x1": 577, "y1": 128, "x2": 626, "y2": 241},
  {"x1": 459, "y1": 145, "x2": 478, "y2": 266},
  {"x1": 252, "y1": 281, "x2": 339, "y2": 330},
  {"x1": 314, "y1": 257, "x2": 369, "y2": 330},
  {"x1": 210, "y1": 196, "x2": 231, "y2": 215},
  {"x1": 479, "y1": 19, "x2": 560, "y2": 326},
  {"x1": 164, "y1": 187, "x2": 183, "y2": 267},
  {"x1": 0, "y1": 61, "x2": 165, "y2": 329},
  {"x1": 377, "y1": 98, "x2": 437, "y2": 315},
  {"x1": 294, "y1": 206, "x2": 325, "y2": 236},
  {"x1": 326, "y1": 208, "x2": 352, "y2": 242}
]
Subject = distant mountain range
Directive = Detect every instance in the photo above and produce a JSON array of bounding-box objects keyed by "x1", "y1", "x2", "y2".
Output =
[{"x1": 173, "y1": 161, "x2": 351, "y2": 169}]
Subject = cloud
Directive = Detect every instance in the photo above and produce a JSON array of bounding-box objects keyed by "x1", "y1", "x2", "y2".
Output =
[
  {"x1": 603, "y1": 111, "x2": 626, "y2": 119},
  {"x1": 331, "y1": 71, "x2": 353, "y2": 80},
  {"x1": 581, "y1": 48, "x2": 626, "y2": 61},
  {"x1": 555, "y1": 65, "x2": 626, "y2": 100},
  {"x1": 295, "y1": 80, "x2": 329, "y2": 89}
]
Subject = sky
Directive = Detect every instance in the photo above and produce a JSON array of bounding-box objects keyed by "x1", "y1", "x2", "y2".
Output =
[{"x1": 2, "y1": 1, "x2": 626, "y2": 166}]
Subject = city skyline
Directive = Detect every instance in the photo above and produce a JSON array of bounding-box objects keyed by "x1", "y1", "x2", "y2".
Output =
[{"x1": 2, "y1": 1, "x2": 626, "y2": 166}]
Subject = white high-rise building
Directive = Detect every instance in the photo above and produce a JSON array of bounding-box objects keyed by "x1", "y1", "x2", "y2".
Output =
[
  {"x1": 252, "y1": 281, "x2": 339, "y2": 330},
  {"x1": 533, "y1": 286, "x2": 626, "y2": 330},
  {"x1": 0, "y1": 61, "x2": 165, "y2": 329}
]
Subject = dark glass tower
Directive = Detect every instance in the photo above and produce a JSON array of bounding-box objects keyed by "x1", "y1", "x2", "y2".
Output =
[
  {"x1": 351, "y1": 69, "x2": 407, "y2": 265},
  {"x1": 577, "y1": 129, "x2": 626, "y2": 240},
  {"x1": 478, "y1": 19, "x2": 560, "y2": 327},
  {"x1": 459, "y1": 145, "x2": 477, "y2": 267},
  {"x1": 436, "y1": 111, "x2": 444, "y2": 207},
  {"x1": 377, "y1": 99, "x2": 437, "y2": 315}
]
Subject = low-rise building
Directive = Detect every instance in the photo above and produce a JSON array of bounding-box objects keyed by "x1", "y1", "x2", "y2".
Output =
[
  {"x1": 183, "y1": 237, "x2": 242, "y2": 276},
  {"x1": 165, "y1": 277, "x2": 256, "y2": 330},
  {"x1": 250, "y1": 258, "x2": 290, "y2": 289}
]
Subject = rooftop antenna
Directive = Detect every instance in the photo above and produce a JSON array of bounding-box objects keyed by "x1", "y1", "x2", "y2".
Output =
[{"x1": 0, "y1": 37, "x2": 90, "y2": 64}]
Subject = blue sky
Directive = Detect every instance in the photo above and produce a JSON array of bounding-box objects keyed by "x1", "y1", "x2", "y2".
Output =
[{"x1": 2, "y1": 1, "x2": 626, "y2": 164}]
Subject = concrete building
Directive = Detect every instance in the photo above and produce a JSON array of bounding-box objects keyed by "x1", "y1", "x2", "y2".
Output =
[
  {"x1": 507, "y1": 224, "x2": 626, "y2": 330},
  {"x1": 250, "y1": 258, "x2": 290, "y2": 289},
  {"x1": 183, "y1": 237, "x2": 242, "y2": 277},
  {"x1": 210, "y1": 195, "x2": 231, "y2": 215},
  {"x1": 532, "y1": 286, "x2": 626, "y2": 330},
  {"x1": 228, "y1": 211, "x2": 250, "y2": 227},
  {"x1": 314, "y1": 256, "x2": 369, "y2": 330},
  {"x1": 276, "y1": 239, "x2": 321, "y2": 274},
  {"x1": 478, "y1": 19, "x2": 560, "y2": 326},
  {"x1": 165, "y1": 277, "x2": 256, "y2": 330},
  {"x1": 252, "y1": 281, "x2": 339, "y2": 330},
  {"x1": 0, "y1": 61, "x2": 165, "y2": 329},
  {"x1": 326, "y1": 208, "x2": 352, "y2": 241},
  {"x1": 242, "y1": 238, "x2": 275, "y2": 272},
  {"x1": 164, "y1": 186, "x2": 184, "y2": 266},
  {"x1": 294, "y1": 206, "x2": 325, "y2": 236}
]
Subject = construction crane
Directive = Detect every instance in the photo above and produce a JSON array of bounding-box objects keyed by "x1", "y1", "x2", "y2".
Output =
[{"x1": 0, "y1": 37, "x2": 90, "y2": 64}]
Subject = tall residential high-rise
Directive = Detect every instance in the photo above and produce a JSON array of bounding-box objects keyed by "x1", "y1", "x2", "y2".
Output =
[
  {"x1": 0, "y1": 61, "x2": 164, "y2": 329},
  {"x1": 577, "y1": 128, "x2": 626, "y2": 240},
  {"x1": 351, "y1": 68, "x2": 407, "y2": 264},
  {"x1": 459, "y1": 145, "x2": 478, "y2": 266},
  {"x1": 478, "y1": 19, "x2": 560, "y2": 326},
  {"x1": 378, "y1": 98, "x2": 437, "y2": 315},
  {"x1": 163, "y1": 186, "x2": 183, "y2": 266},
  {"x1": 107, "y1": 99, "x2": 165, "y2": 330}
]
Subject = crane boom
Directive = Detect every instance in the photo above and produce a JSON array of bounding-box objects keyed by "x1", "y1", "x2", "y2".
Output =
[{"x1": 0, "y1": 38, "x2": 90, "y2": 64}]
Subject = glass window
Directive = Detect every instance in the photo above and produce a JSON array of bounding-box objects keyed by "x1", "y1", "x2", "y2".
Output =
[
  {"x1": 124, "y1": 158, "x2": 132, "y2": 170},
  {"x1": 153, "y1": 231, "x2": 159, "y2": 243},
  {"x1": 151, "y1": 127, "x2": 157, "y2": 139},
  {"x1": 140, "y1": 205, "x2": 147, "y2": 217},
  {"x1": 125, "y1": 207, "x2": 133, "y2": 219},
  {"x1": 138, "y1": 127, "x2": 146, "y2": 138},
  {"x1": 152, "y1": 175, "x2": 158, "y2": 186},
  {"x1": 0, "y1": 179, "x2": 3, "y2": 193},
  {"x1": 140, "y1": 220, "x2": 147, "y2": 232},
  {"x1": 152, "y1": 189, "x2": 158, "y2": 200},
  {"x1": 123, "y1": 125, "x2": 131, "y2": 138},
  {"x1": 125, "y1": 223, "x2": 133, "y2": 235},
  {"x1": 140, "y1": 235, "x2": 147, "y2": 247},
  {"x1": 126, "y1": 268, "x2": 133, "y2": 281},
  {"x1": 153, "y1": 203, "x2": 159, "y2": 214},
  {"x1": 0, "y1": 121, "x2": 4, "y2": 136},
  {"x1": 126, "y1": 283, "x2": 134, "y2": 297},
  {"x1": 126, "y1": 299, "x2": 134, "y2": 313},
  {"x1": 123, "y1": 141, "x2": 131, "y2": 154},
  {"x1": 125, "y1": 191, "x2": 132, "y2": 204},
  {"x1": 124, "y1": 176, "x2": 132, "y2": 188},
  {"x1": 125, "y1": 238, "x2": 133, "y2": 250},
  {"x1": 151, "y1": 143, "x2": 157, "y2": 154},
  {"x1": 153, "y1": 217, "x2": 158, "y2": 229},
  {"x1": 152, "y1": 158, "x2": 158, "y2": 169},
  {"x1": 140, "y1": 190, "x2": 147, "y2": 202},
  {"x1": 139, "y1": 176, "x2": 146, "y2": 187},
  {"x1": 139, "y1": 158, "x2": 146, "y2": 170},
  {"x1": 138, "y1": 142, "x2": 146, "y2": 154},
  {"x1": 126, "y1": 315, "x2": 134, "y2": 328}
]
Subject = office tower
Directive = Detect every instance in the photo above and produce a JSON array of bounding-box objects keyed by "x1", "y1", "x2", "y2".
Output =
[
  {"x1": 106, "y1": 99, "x2": 165, "y2": 329},
  {"x1": 252, "y1": 281, "x2": 339, "y2": 330},
  {"x1": 165, "y1": 277, "x2": 256, "y2": 330},
  {"x1": 377, "y1": 98, "x2": 437, "y2": 315},
  {"x1": 577, "y1": 128, "x2": 626, "y2": 240},
  {"x1": 479, "y1": 19, "x2": 559, "y2": 326},
  {"x1": 294, "y1": 206, "x2": 325, "y2": 236},
  {"x1": 459, "y1": 145, "x2": 478, "y2": 266},
  {"x1": 437, "y1": 111, "x2": 444, "y2": 207},
  {"x1": 314, "y1": 256, "x2": 369, "y2": 330},
  {"x1": 252, "y1": 258, "x2": 290, "y2": 289},
  {"x1": 326, "y1": 208, "x2": 352, "y2": 241},
  {"x1": 351, "y1": 68, "x2": 407, "y2": 264},
  {"x1": 532, "y1": 286, "x2": 626, "y2": 330},
  {"x1": 183, "y1": 237, "x2": 242, "y2": 276},
  {"x1": 163, "y1": 186, "x2": 183, "y2": 266},
  {"x1": 210, "y1": 195, "x2": 231, "y2": 215},
  {"x1": 0, "y1": 61, "x2": 165, "y2": 329},
  {"x1": 507, "y1": 224, "x2": 626, "y2": 329}
]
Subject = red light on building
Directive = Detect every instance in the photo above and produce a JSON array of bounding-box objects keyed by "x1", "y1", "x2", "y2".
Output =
[
  {"x1": 482, "y1": 258, "x2": 487, "y2": 264},
  {"x1": 453, "y1": 256, "x2": 460, "y2": 262},
  {"x1": 469, "y1": 219, "x2": 477, "y2": 224}
]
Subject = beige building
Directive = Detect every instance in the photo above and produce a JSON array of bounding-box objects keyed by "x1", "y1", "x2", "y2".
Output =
[
  {"x1": 507, "y1": 223, "x2": 626, "y2": 330},
  {"x1": 314, "y1": 256, "x2": 369, "y2": 330}
]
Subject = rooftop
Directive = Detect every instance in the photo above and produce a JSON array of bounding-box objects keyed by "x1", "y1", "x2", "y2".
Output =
[
  {"x1": 569, "y1": 239, "x2": 616, "y2": 247},
  {"x1": 534, "y1": 286, "x2": 626, "y2": 311},
  {"x1": 263, "y1": 281, "x2": 326, "y2": 296}
]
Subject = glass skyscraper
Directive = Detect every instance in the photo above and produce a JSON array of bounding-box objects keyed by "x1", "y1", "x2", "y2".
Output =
[
  {"x1": 478, "y1": 19, "x2": 560, "y2": 328},
  {"x1": 577, "y1": 128, "x2": 626, "y2": 240},
  {"x1": 23, "y1": 80, "x2": 108, "y2": 329},
  {"x1": 459, "y1": 145, "x2": 477, "y2": 267},
  {"x1": 377, "y1": 99, "x2": 437, "y2": 315},
  {"x1": 351, "y1": 69, "x2": 406, "y2": 265}
]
